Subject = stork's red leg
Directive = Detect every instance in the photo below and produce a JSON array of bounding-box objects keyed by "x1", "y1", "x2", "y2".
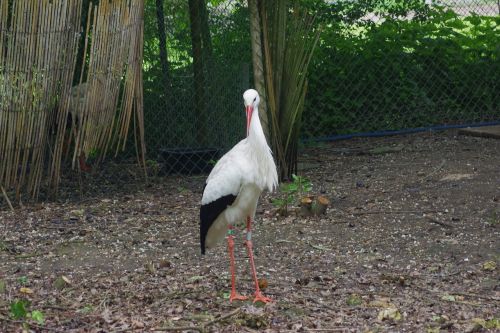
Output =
[
  {"x1": 245, "y1": 217, "x2": 272, "y2": 303},
  {"x1": 227, "y1": 227, "x2": 247, "y2": 302}
]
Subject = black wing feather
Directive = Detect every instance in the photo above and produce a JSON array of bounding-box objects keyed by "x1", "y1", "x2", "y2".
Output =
[{"x1": 200, "y1": 191, "x2": 236, "y2": 254}]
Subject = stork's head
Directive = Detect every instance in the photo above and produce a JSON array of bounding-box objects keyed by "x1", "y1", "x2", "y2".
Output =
[{"x1": 243, "y1": 89, "x2": 260, "y2": 137}]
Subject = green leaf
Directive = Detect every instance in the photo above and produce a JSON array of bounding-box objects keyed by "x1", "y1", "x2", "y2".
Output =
[
  {"x1": 272, "y1": 198, "x2": 285, "y2": 207},
  {"x1": 346, "y1": 293, "x2": 363, "y2": 306},
  {"x1": 30, "y1": 310, "x2": 45, "y2": 324},
  {"x1": 18, "y1": 276, "x2": 28, "y2": 285},
  {"x1": 484, "y1": 318, "x2": 500, "y2": 329},
  {"x1": 10, "y1": 299, "x2": 29, "y2": 319},
  {"x1": 77, "y1": 305, "x2": 94, "y2": 314}
]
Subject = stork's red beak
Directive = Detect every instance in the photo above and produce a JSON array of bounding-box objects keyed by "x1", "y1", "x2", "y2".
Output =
[{"x1": 246, "y1": 105, "x2": 253, "y2": 137}]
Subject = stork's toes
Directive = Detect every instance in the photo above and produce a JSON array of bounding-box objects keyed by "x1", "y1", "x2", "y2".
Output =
[
  {"x1": 253, "y1": 292, "x2": 272, "y2": 304},
  {"x1": 229, "y1": 292, "x2": 248, "y2": 302}
]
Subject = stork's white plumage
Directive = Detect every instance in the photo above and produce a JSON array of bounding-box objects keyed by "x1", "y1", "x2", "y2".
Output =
[{"x1": 200, "y1": 89, "x2": 278, "y2": 303}]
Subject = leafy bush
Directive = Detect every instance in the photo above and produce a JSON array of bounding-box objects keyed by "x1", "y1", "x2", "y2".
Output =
[{"x1": 303, "y1": 3, "x2": 499, "y2": 138}]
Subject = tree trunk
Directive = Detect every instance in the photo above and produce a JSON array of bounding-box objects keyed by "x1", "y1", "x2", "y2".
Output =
[
  {"x1": 248, "y1": 0, "x2": 270, "y2": 141},
  {"x1": 199, "y1": 0, "x2": 213, "y2": 62},
  {"x1": 188, "y1": 0, "x2": 206, "y2": 146},
  {"x1": 155, "y1": 0, "x2": 170, "y2": 95}
]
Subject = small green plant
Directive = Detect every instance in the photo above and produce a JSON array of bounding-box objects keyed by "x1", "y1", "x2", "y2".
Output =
[
  {"x1": 177, "y1": 186, "x2": 188, "y2": 193},
  {"x1": 77, "y1": 305, "x2": 94, "y2": 314},
  {"x1": 18, "y1": 276, "x2": 28, "y2": 285},
  {"x1": 10, "y1": 299, "x2": 29, "y2": 319},
  {"x1": 272, "y1": 174, "x2": 312, "y2": 215},
  {"x1": 486, "y1": 211, "x2": 499, "y2": 227},
  {"x1": 9, "y1": 299, "x2": 45, "y2": 326},
  {"x1": 145, "y1": 159, "x2": 160, "y2": 177},
  {"x1": 87, "y1": 147, "x2": 99, "y2": 160}
]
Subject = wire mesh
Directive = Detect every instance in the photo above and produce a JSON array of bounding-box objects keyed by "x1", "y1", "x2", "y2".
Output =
[
  {"x1": 143, "y1": 0, "x2": 251, "y2": 175},
  {"x1": 302, "y1": 0, "x2": 500, "y2": 139},
  {"x1": 143, "y1": 0, "x2": 499, "y2": 174}
]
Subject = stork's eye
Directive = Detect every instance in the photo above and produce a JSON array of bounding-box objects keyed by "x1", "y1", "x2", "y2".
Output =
[{"x1": 253, "y1": 97, "x2": 257, "y2": 102}]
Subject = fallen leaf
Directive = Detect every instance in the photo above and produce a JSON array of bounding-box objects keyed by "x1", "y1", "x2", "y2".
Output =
[
  {"x1": 377, "y1": 307, "x2": 401, "y2": 322},
  {"x1": 258, "y1": 278, "x2": 268, "y2": 290},
  {"x1": 19, "y1": 287, "x2": 33, "y2": 294},
  {"x1": 440, "y1": 174, "x2": 473, "y2": 181},
  {"x1": 132, "y1": 319, "x2": 145, "y2": 328},
  {"x1": 368, "y1": 297, "x2": 393, "y2": 308},
  {"x1": 69, "y1": 209, "x2": 85, "y2": 218},
  {"x1": 53, "y1": 276, "x2": 70, "y2": 290},
  {"x1": 101, "y1": 309, "x2": 113, "y2": 323},
  {"x1": 310, "y1": 244, "x2": 332, "y2": 251},
  {"x1": 482, "y1": 260, "x2": 496, "y2": 271},
  {"x1": 159, "y1": 259, "x2": 171, "y2": 268}
]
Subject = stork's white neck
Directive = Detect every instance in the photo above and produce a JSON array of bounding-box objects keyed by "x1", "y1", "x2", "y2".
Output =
[
  {"x1": 247, "y1": 104, "x2": 279, "y2": 192},
  {"x1": 248, "y1": 106, "x2": 269, "y2": 150}
]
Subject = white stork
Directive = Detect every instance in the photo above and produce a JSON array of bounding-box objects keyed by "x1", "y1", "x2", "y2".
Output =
[{"x1": 200, "y1": 89, "x2": 278, "y2": 303}]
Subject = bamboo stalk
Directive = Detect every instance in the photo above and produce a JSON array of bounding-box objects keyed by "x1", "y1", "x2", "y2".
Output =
[
  {"x1": 0, "y1": 0, "x2": 82, "y2": 200},
  {"x1": 1, "y1": 185, "x2": 14, "y2": 212},
  {"x1": 0, "y1": 0, "x2": 143, "y2": 202}
]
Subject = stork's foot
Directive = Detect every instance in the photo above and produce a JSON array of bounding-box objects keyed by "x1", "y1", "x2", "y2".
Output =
[
  {"x1": 229, "y1": 292, "x2": 248, "y2": 302},
  {"x1": 253, "y1": 292, "x2": 272, "y2": 304}
]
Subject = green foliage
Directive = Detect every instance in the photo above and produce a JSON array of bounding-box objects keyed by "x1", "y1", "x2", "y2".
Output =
[
  {"x1": 303, "y1": 2, "x2": 499, "y2": 138},
  {"x1": 143, "y1": 0, "x2": 250, "y2": 152},
  {"x1": 145, "y1": 159, "x2": 160, "y2": 177},
  {"x1": 10, "y1": 299, "x2": 29, "y2": 319},
  {"x1": 346, "y1": 293, "x2": 363, "y2": 306},
  {"x1": 18, "y1": 276, "x2": 28, "y2": 285},
  {"x1": 141, "y1": 0, "x2": 498, "y2": 153},
  {"x1": 30, "y1": 310, "x2": 45, "y2": 325},
  {"x1": 77, "y1": 305, "x2": 95, "y2": 314},
  {"x1": 487, "y1": 211, "x2": 499, "y2": 226},
  {"x1": 10, "y1": 299, "x2": 45, "y2": 326},
  {"x1": 272, "y1": 174, "x2": 312, "y2": 215},
  {"x1": 263, "y1": 0, "x2": 321, "y2": 179}
]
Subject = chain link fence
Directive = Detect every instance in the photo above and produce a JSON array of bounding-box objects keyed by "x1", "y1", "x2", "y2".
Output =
[
  {"x1": 143, "y1": 0, "x2": 499, "y2": 174},
  {"x1": 144, "y1": 0, "x2": 251, "y2": 175},
  {"x1": 302, "y1": 0, "x2": 499, "y2": 140}
]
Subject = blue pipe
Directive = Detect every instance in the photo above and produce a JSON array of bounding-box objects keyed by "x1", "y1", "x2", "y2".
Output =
[{"x1": 303, "y1": 121, "x2": 500, "y2": 142}]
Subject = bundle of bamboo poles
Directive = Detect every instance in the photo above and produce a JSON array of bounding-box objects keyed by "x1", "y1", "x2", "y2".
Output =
[
  {"x1": 0, "y1": 0, "x2": 145, "y2": 203},
  {"x1": 0, "y1": 0, "x2": 83, "y2": 200},
  {"x1": 66, "y1": 0, "x2": 145, "y2": 172}
]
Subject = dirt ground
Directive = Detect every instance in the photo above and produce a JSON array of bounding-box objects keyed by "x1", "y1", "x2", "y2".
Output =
[{"x1": 1, "y1": 130, "x2": 499, "y2": 332}]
